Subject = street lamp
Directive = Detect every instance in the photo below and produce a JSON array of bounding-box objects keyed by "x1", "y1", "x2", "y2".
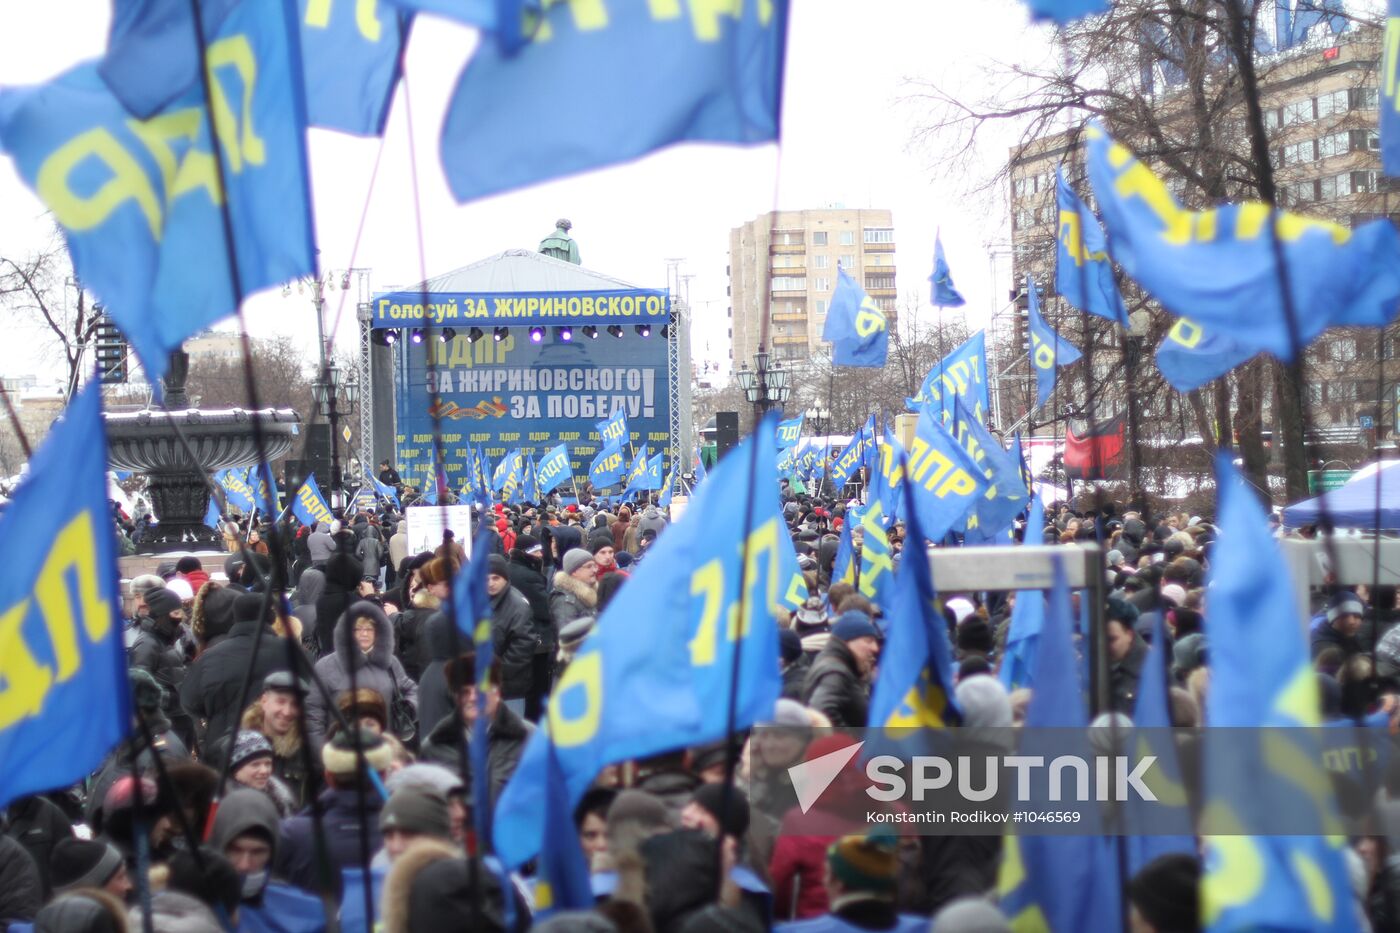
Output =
[
  {"x1": 736, "y1": 347, "x2": 792, "y2": 424},
  {"x1": 805, "y1": 405, "x2": 831, "y2": 437},
  {"x1": 312, "y1": 361, "x2": 360, "y2": 509}
]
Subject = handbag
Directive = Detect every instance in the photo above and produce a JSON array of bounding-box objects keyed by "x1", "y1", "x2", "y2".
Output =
[{"x1": 388, "y1": 677, "x2": 418, "y2": 747}]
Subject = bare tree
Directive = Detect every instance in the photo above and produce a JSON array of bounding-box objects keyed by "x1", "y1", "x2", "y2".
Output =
[{"x1": 0, "y1": 231, "x2": 102, "y2": 401}]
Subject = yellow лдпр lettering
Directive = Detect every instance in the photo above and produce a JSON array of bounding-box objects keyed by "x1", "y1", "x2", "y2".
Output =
[{"x1": 550, "y1": 651, "x2": 602, "y2": 747}]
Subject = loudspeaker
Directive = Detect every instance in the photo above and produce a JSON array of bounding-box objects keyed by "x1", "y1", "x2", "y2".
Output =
[
  {"x1": 715, "y1": 411, "x2": 740, "y2": 463},
  {"x1": 305, "y1": 423, "x2": 333, "y2": 484},
  {"x1": 283, "y1": 460, "x2": 309, "y2": 493}
]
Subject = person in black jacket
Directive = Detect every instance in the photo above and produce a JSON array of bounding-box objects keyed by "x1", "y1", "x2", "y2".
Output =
[
  {"x1": 419, "y1": 655, "x2": 533, "y2": 809},
  {"x1": 484, "y1": 554, "x2": 540, "y2": 705},
  {"x1": 129, "y1": 586, "x2": 193, "y2": 746},
  {"x1": 180, "y1": 592, "x2": 291, "y2": 753},
  {"x1": 2, "y1": 795, "x2": 71, "y2": 899},
  {"x1": 314, "y1": 553, "x2": 362, "y2": 657},
  {"x1": 1106, "y1": 597, "x2": 1148, "y2": 714},
  {"x1": 506, "y1": 534, "x2": 553, "y2": 719},
  {"x1": 802, "y1": 612, "x2": 880, "y2": 728}
]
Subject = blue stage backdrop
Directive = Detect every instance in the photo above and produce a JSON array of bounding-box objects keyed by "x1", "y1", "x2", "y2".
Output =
[{"x1": 389, "y1": 291, "x2": 673, "y2": 495}]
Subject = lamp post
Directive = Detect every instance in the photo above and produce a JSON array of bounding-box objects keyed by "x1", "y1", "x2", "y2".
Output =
[
  {"x1": 311, "y1": 360, "x2": 360, "y2": 510},
  {"x1": 1123, "y1": 309, "x2": 1151, "y2": 514},
  {"x1": 735, "y1": 346, "x2": 792, "y2": 427}
]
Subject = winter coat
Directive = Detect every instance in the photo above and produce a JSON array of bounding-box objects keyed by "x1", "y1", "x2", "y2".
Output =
[
  {"x1": 415, "y1": 611, "x2": 459, "y2": 740},
  {"x1": 1312, "y1": 620, "x2": 1365, "y2": 661},
  {"x1": 356, "y1": 529, "x2": 383, "y2": 579},
  {"x1": 551, "y1": 523, "x2": 583, "y2": 555},
  {"x1": 277, "y1": 786, "x2": 383, "y2": 896},
  {"x1": 802, "y1": 639, "x2": 869, "y2": 728},
  {"x1": 306, "y1": 603, "x2": 418, "y2": 753},
  {"x1": 1109, "y1": 635, "x2": 1148, "y2": 715},
  {"x1": 638, "y1": 506, "x2": 667, "y2": 539},
  {"x1": 179, "y1": 617, "x2": 290, "y2": 749},
  {"x1": 0, "y1": 839, "x2": 43, "y2": 923},
  {"x1": 611, "y1": 508, "x2": 632, "y2": 550},
  {"x1": 129, "y1": 616, "x2": 188, "y2": 723},
  {"x1": 622, "y1": 519, "x2": 641, "y2": 555},
  {"x1": 392, "y1": 590, "x2": 440, "y2": 683},
  {"x1": 507, "y1": 550, "x2": 554, "y2": 656},
  {"x1": 4, "y1": 795, "x2": 71, "y2": 900},
  {"x1": 307, "y1": 525, "x2": 336, "y2": 563},
  {"x1": 388, "y1": 531, "x2": 408, "y2": 573},
  {"x1": 290, "y1": 568, "x2": 324, "y2": 643},
  {"x1": 548, "y1": 571, "x2": 597, "y2": 633},
  {"x1": 418, "y1": 703, "x2": 533, "y2": 807},
  {"x1": 491, "y1": 584, "x2": 540, "y2": 700},
  {"x1": 314, "y1": 554, "x2": 363, "y2": 657}
]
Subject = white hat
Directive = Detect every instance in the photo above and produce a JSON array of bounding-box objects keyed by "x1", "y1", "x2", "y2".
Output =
[
  {"x1": 945, "y1": 597, "x2": 976, "y2": 625},
  {"x1": 1160, "y1": 583, "x2": 1187, "y2": 607},
  {"x1": 165, "y1": 577, "x2": 194, "y2": 602}
]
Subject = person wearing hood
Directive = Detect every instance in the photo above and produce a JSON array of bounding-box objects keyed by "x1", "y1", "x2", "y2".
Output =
[
  {"x1": 356, "y1": 524, "x2": 385, "y2": 587},
  {"x1": 289, "y1": 567, "x2": 324, "y2": 644},
  {"x1": 129, "y1": 585, "x2": 194, "y2": 747},
  {"x1": 306, "y1": 602, "x2": 417, "y2": 753},
  {"x1": 638, "y1": 505, "x2": 667, "y2": 539},
  {"x1": 506, "y1": 534, "x2": 554, "y2": 719},
  {"x1": 802, "y1": 612, "x2": 880, "y2": 728},
  {"x1": 188, "y1": 581, "x2": 238, "y2": 653},
  {"x1": 381, "y1": 839, "x2": 523, "y2": 932},
  {"x1": 550, "y1": 549, "x2": 599, "y2": 634},
  {"x1": 180, "y1": 593, "x2": 291, "y2": 752},
  {"x1": 307, "y1": 521, "x2": 336, "y2": 568},
  {"x1": 484, "y1": 554, "x2": 539, "y2": 707},
  {"x1": 212, "y1": 787, "x2": 324, "y2": 927},
  {"x1": 419, "y1": 656, "x2": 533, "y2": 808},
  {"x1": 314, "y1": 553, "x2": 365, "y2": 657},
  {"x1": 1106, "y1": 597, "x2": 1148, "y2": 715},
  {"x1": 611, "y1": 506, "x2": 634, "y2": 550}
]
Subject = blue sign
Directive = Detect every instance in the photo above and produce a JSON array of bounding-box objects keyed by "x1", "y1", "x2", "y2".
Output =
[
  {"x1": 373, "y1": 289, "x2": 670, "y2": 327},
  {"x1": 395, "y1": 328, "x2": 673, "y2": 493}
]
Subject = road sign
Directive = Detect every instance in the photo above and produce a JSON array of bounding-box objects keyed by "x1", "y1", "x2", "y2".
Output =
[
  {"x1": 342, "y1": 425, "x2": 353, "y2": 444},
  {"x1": 1307, "y1": 469, "x2": 1354, "y2": 494},
  {"x1": 1360, "y1": 415, "x2": 1375, "y2": 430}
]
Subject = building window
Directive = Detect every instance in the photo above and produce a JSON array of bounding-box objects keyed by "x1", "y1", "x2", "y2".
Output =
[
  {"x1": 1308, "y1": 383, "x2": 1325, "y2": 405},
  {"x1": 1350, "y1": 170, "x2": 1379, "y2": 194},
  {"x1": 771, "y1": 276, "x2": 807, "y2": 292},
  {"x1": 813, "y1": 254, "x2": 830, "y2": 269},
  {"x1": 1329, "y1": 337, "x2": 1357, "y2": 362},
  {"x1": 813, "y1": 277, "x2": 830, "y2": 292},
  {"x1": 1350, "y1": 129, "x2": 1381, "y2": 152},
  {"x1": 840, "y1": 253, "x2": 855, "y2": 269},
  {"x1": 1282, "y1": 98, "x2": 1315, "y2": 126},
  {"x1": 1317, "y1": 131, "x2": 1348, "y2": 158},
  {"x1": 865, "y1": 274, "x2": 896, "y2": 290},
  {"x1": 1351, "y1": 87, "x2": 1379, "y2": 110},
  {"x1": 1264, "y1": 108, "x2": 1281, "y2": 131},
  {"x1": 863, "y1": 227, "x2": 895, "y2": 244},
  {"x1": 1281, "y1": 140, "x2": 1317, "y2": 165},
  {"x1": 1331, "y1": 381, "x2": 1358, "y2": 403},
  {"x1": 816, "y1": 299, "x2": 827, "y2": 315},
  {"x1": 839, "y1": 230, "x2": 855, "y2": 246},
  {"x1": 812, "y1": 231, "x2": 828, "y2": 246},
  {"x1": 876, "y1": 297, "x2": 897, "y2": 312},
  {"x1": 776, "y1": 230, "x2": 804, "y2": 246}
]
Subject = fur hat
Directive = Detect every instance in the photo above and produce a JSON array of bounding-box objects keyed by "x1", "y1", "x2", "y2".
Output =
[
  {"x1": 337, "y1": 688, "x2": 389, "y2": 732},
  {"x1": 418, "y1": 557, "x2": 456, "y2": 586},
  {"x1": 193, "y1": 583, "x2": 239, "y2": 643},
  {"x1": 322, "y1": 727, "x2": 393, "y2": 776}
]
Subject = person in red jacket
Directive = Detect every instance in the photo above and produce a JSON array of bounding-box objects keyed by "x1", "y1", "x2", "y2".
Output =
[{"x1": 176, "y1": 555, "x2": 210, "y2": 594}]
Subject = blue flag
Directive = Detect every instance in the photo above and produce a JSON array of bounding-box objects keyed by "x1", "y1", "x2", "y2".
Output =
[
  {"x1": 1385, "y1": 1, "x2": 1400, "y2": 177},
  {"x1": 929, "y1": 232, "x2": 966, "y2": 307},
  {"x1": 857, "y1": 502, "x2": 896, "y2": 612},
  {"x1": 868, "y1": 448, "x2": 962, "y2": 731},
  {"x1": 1026, "y1": 276, "x2": 1082, "y2": 410},
  {"x1": 1201, "y1": 454, "x2": 1358, "y2": 931},
  {"x1": 291, "y1": 474, "x2": 333, "y2": 527},
  {"x1": 658, "y1": 459, "x2": 679, "y2": 509},
  {"x1": 4, "y1": 4, "x2": 316, "y2": 391},
  {"x1": 776, "y1": 414, "x2": 804, "y2": 450},
  {"x1": 217, "y1": 468, "x2": 256, "y2": 512},
  {"x1": 873, "y1": 430, "x2": 906, "y2": 531},
  {"x1": 385, "y1": 0, "x2": 540, "y2": 52},
  {"x1": 831, "y1": 513, "x2": 857, "y2": 587},
  {"x1": 1022, "y1": 0, "x2": 1110, "y2": 22},
  {"x1": 245, "y1": 880, "x2": 327, "y2": 932},
  {"x1": 951, "y1": 400, "x2": 1030, "y2": 543},
  {"x1": 909, "y1": 332, "x2": 988, "y2": 424},
  {"x1": 1277, "y1": 0, "x2": 1348, "y2": 49},
  {"x1": 0, "y1": 3, "x2": 317, "y2": 390},
  {"x1": 822, "y1": 267, "x2": 888, "y2": 367},
  {"x1": 501, "y1": 451, "x2": 527, "y2": 504},
  {"x1": 536, "y1": 444, "x2": 572, "y2": 494},
  {"x1": 998, "y1": 494, "x2": 1046, "y2": 691},
  {"x1": 1154, "y1": 316, "x2": 1257, "y2": 393},
  {"x1": 249, "y1": 462, "x2": 281, "y2": 515},
  {"x1": 494, "y1": 416, "x2": 787, "y2": 867},
  {"x1": 300, "y1": 0, "x2": 407, "y2": 136},
  {"x1": 623, "y1": 452, "x2": 664, "y2": 500},
  {"x1": 0, "y1": 383, "x2": 129, "y2": 811},
  {"x1": 532, "y1": 740, "x2": 595, "y2": 918},
  {"x1": 905, "y1": 406, "x2": 990, "y2": 544},
  {"x1": 98, "y1": 0, "x2": 238, "y2": 118},
  {"x1": 831, "y1": 414, "x2": 876, "y2": 488},
  {"x1": 624, "y1": 444, "x2": 650, "y2": 488},
  {"x1": 1055, "y1": 169, "x2": 1127, "y2": 326},
  {"x1": 203, "y1": 494, "x2": 222, "y2": 530},
  {"x1": 441, "y1": 1, "x2": 787, "y2": 202},
  {"x1": 1087, "y1": 122, "x2": 1400, "y2": 360},
  {"x1": 452, "y1": 530, "x2": 495, "y2": 844},
  {"x1": 589, "y1": 441, "x2": 627, "y2": 489},
  {"x1": 997, "y1": 557, "x2": 1122, "y2": 931},
  {"x1": 367, "y1": 469, "x2": 401, "y2": 507},
  {"x1": 596, "y1": 409, "x2": 629, "y2": 450}
]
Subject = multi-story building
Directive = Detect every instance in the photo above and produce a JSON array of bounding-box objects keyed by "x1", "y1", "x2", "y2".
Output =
[
  {"x1": 1004, "y1": 25, "x2": 1393, "y2": 437},
  {"x1": 727, "y1": 208, "x2": 897, "y2": 368}
]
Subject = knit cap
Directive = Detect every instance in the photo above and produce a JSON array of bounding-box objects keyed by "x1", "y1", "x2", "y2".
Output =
[
  {"x1": 379, "y1": 786, "x2": 452, "y2": 839},
  {"x1": 831, "y1": 610, "x2": 880, "y2": 643},
  {"x1": 562, "y1": 548, "x2": 595, "y2": 575},
  {"x1": 228, "y1": 730, "x2": 274, "y2": 774},
  {"x1": 826, "y1": 833, "x2": 899, "y2": 895},
  {"x1": 50, "y1": 837, "x2": 124, "y2": 892}
]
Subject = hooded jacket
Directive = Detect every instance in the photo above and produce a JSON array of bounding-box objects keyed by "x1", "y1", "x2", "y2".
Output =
[
  {"x1": 356, "y1": 526, "x2": 383, "y2": 579},
  {"x1": 315, "y1": 554, "x2": 364, "y2": 657},
  {"x1": 507, "y1": 549, "x2": 554, "y2": 656},
  {"x1": 307, "y1": 523, "x2": 336, "y2": 563},
  {"x1": 278, "y1": 783, "x2": 385, "y2": 898},
  {"x1": 179, "y1": 615, "x2": 291, "y2": 749},
  {"x1": 210, "y1": 787, "x2": 281, "y2": 897},
  {"x1": 306, "y1": 602, "x2": 418, "y2": 752},
  {"x1": 290, "y1": 567, "x2": 325, "y2": 642},
  {"x1": 0, "y1": 835, "x2": 41, "y2": 924},
  {"x1": 419, "y1": 702, "x2": 533, "y2": 807},
  {"x1": 548, "y1": 571, "x2": 597, "y2": 633},
  {"x1": 611, "y1": 508, "x2": 633, "y2": 550},
  {"x1": 638, "y1": 506, "x2": 667, "y2": 539},
  {"x1": 381, "y1": 840, "x2": 519, "y2": 933},
  {"x1": 802, "y1": 638, "x2": 870, "y2": 728}
]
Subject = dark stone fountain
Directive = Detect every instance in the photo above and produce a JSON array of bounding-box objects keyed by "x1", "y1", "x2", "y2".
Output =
[{"x1": 104, "y1": 351, "x2": 300, "y2": 551}]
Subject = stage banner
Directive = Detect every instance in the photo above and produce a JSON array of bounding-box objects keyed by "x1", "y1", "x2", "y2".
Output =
[
  {"x1": 373, "y1": 288, "x2": 670, "y2": 328},
  {"x1": 394, "y1": 326, "x2": 673, "y2": 493}
]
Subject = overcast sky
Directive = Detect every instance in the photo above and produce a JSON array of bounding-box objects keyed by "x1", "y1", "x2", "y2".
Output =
[{"x1": 0, "y1": 1, "x2": 1056, "y2": 387}]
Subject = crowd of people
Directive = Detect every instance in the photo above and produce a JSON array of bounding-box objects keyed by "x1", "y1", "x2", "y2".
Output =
[{"x1": 10, "y1": 472, "x2": 1400, "y2": 933}]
